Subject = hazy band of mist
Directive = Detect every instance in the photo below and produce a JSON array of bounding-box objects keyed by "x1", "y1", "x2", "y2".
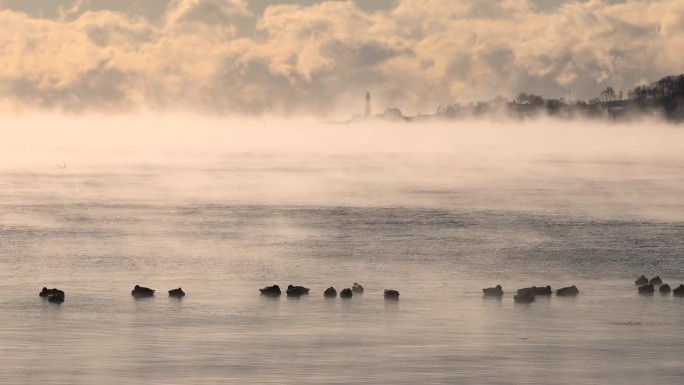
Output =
[
  {"x1": 1, "y1": 0, "x2": 683, "y2": 117},
  {"x1": 2, "y1": 116, "x2": 684, "y2": 224},
  {"x1": 2, "y1": 115, "x2": 683, "y2": 166}
]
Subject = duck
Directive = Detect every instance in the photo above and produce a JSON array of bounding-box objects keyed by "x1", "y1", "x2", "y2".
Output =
[
  {"x1": 637, "y1": 284, "x2": 654, "y2": 294},
  {"x1": 259, "y1": 284, "x2": 281, "y2": 297},
  {"x1": 516, "y1": 287, "x2": 536, "y2": 296},
  {"x1": 340, "y1": 288, "x2": 353, "y2": 298},
  {"x1": 286, "y1": 285, "x2": 310, "y2": 297},
  {"x1": 649, "y1": 276, "x2": 663, "y2": 285},
  {"x1": 47, "y1": 290, "x2": 65, "y2": 303},
  {"x1": 482, "y1": 285, "x2": 504, "y2": 297},
  {"x1": 659, "y1": 284, "x2": 671, "y2": 294},
  {"x1": 131, "y1": 285, "x2": 155, "y2": 298},
  {"x1": 384, "y1": 289, "x2": 400, "y2": 299},
  {"x1": 39, "y1": 287, "x2": 51, "y2": 297},
  {"x1": 40, "y1": 287, "x2": 63, "y2": 298},
  {"x1": 168, "y1": 288, "x2": 185, "y2": 298},
  {"x1": 673, "y1": 284, "x2": 684, "y2": 297},
  {"x1": 50, "y1": 288, "x2": 65, "y2": 296},
  {"x1": 534, "y1": 285, "x2": 552, "y2": 295},
  {"x1": 556, "y1": 285, "x2": 579, "y2": 296},
  {"x1": 352, "y1": 283, "x2": 364, "y2": 294},
  {"x1": 42, "y1": 288, "x2": 65, "y2": 303},
  {"x1": 514, "y1": 292, "x2": 535, "y2": 303},
  {"x1": 324, "y1": 287, "x2": 337, "y2": 298},
  {"x1": 635, "y1": 275, "x2": 649, "y2": 285}
]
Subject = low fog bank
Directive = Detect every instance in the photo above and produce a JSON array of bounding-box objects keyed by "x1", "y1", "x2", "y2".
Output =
[
  {"x1": 1, "y1": 114, "x2": 683, "y2": 221},
  {"x1": 1, "y1": 114, "x2": 684, "y2": 165}
]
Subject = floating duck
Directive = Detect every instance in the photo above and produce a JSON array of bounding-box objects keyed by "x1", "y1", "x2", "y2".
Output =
[
  {"x1": 259, "y1": 285, "x2": 281, "y2": 297},
  {"x1": 673, "y1": 284, "x2": 684, "y2": 297},
  {"x1": 324, "y1": 287, "x2": 337, "y2": 298},
  {"x1": 516, "y1": 287, "x2": 536, "y2": 296},
  {"x1": 534, "y1": 286, "x2": 552, "y2": 295},
  {"x1": 556, "y1": 285, "x2": 579, "y2": 296},
  {"x1": 44, "y1": 288, "x2": 65, "y2": 303},
  {"x1": 482, "y1": 285, "x2": 504, "y2": 297},
  {"x1": 39, "y1": 287, "x2": 51, "y2": 298},
  {"x1": 637, "y1": 284, "x2": 654, "y2": 294},
  {"x1": 168, "y1": 288, "x2": 185, "y2": 298},
  {"x1": 352, "y1": 283, "x2": 364, "y2": 294},
  {"x1": 659, "y1": 284, "x2": 671, "y2": 294},
  {"x1": 40, "y1": 287, "x2": 63, "y2": 298},
  {"x1": 384, "y1": 289, "x2": 400, "y2": 299},
  {"x1": 635, "y1": 275, "x2": 648, "y2": 285},
  {"x1": 649, "y1": 276, "x2": 663, "y2": 285},
  {"x1": 340, "y1": 288, "x2": 353, "y2": 298},
  {"x1": 286, "y1": 285, "x2": 310, "y2": 297},
  {"x1": 514, "y1": 292, "x2": 535, "y2": 303},
  {"x1": 47, "y1": 291, "x2": 65, "y2": 303},
  {"x1": 131, "y1": 285, "x2": 155, "y2": 298}
]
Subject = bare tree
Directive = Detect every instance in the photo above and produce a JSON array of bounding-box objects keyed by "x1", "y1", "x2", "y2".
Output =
[{"x1": 600, "y1": 86, "x2": 616, "y2": 102}]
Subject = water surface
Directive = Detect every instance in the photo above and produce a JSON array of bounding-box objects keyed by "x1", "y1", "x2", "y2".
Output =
[{"x1": 1, "y1": 120, "x2": 683, "y2": 384}]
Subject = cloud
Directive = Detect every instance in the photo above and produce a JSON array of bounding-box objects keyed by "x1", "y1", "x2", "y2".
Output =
[
  {"x1": 165, "y1": 0, "x2": 251, "y2": 28},
  {"x1": 0, "y1": 0, "x2": 683, "y2": 116}
]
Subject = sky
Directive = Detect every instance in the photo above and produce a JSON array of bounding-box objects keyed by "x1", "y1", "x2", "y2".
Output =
[{"x1": 0, "y1": 0, "x2": 682, "y2": 116}]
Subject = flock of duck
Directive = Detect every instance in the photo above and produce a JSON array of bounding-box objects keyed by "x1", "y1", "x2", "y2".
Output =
[
  {"x1": 259, "y1": 283, "x2": 400, "y2": 299},
  {"x1": 482, "y1": 275, "x2": 684, "y2": 304},
  {"x1": 39, "y1": 285, "x2": 186, "y2": 303},
  {"x1": 38, "y1": 276, "x2": 684, "y2": 305},
  {"x1": 481, "y1": 284, "x2": 580, "y2": 303},
  {"x1": 634, "y1": 275, "x2": 684, "y2": 296},
  {"x1": 38, "y1": 283, "x2": 397, "y2": 304}
]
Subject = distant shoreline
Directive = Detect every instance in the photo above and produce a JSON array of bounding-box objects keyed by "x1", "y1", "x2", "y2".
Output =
[{"x1": 350, "y1": 73, "x2": 684, "y2": 124}]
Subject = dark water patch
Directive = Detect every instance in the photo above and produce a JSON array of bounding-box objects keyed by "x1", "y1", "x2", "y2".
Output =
[{"x1": 609, "y1": 321, "x2": 654, "y2": 326}]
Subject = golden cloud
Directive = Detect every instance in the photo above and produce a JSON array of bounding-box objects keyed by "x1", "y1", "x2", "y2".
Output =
[{"x1": 0, "y1": 0, "x2": 682, "y2": 115}]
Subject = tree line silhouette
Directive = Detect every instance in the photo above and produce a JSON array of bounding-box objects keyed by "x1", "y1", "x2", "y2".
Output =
[{"x1": 388, "y1": 74, "x2": 684, "y2": 122}]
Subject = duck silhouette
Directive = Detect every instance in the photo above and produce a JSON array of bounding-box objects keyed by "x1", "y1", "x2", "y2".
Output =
[
  {"x1": 673, "y1": 284, "x2": 684, "y2": 297},
  {"x1": 352, "y1": 283, "x2": 364, "y2": 294},
  {"x1": 40, "y1": 287, "x2": 63, "y2": 299},
  {"x1": 635, "y1": 275, "x2": 648, "y2": 285},
  {"x1": 48, "y1": 291, "x2": 65, "y2": 303},
  {"x1": 556, "y1": 285, "x2": 579, "y2": 296},
  {"x1": 168, "y1": 288, "x2": 185, "y2": 298},
  {"x1": 131, "y1": 285, "x2": 155, "y2": 298},
  {"x1": 659, "y1": 284, "x2": 671, "y2": 294},
  {"x1": 286, "y1": 285, "x2": 310, "y2": 297},
  {"x1": 323, "y1": 287, "x2": 337, "y2": 298},
  {"x1": 482, "y1": 285, "x2": 504, "y2": 297},
  {"x1": 516, "y1": 287, "x2": 536, "y2": 296},
  {"x1": 649, "y1": 276, "x2": 663, "y2": 285},
  {"x1": 340, "y1": 288, "x2": 353, "y2": 298},
  {"x1": 45, "y1": 288, "x2": 65, "y2": 303},
  {"x1": 534, "y1": 285, "x2": 552, "y2": 295},
  {"x1": 384, "y1": 289, "x2": 400, "y2": 299},
  {"x1": 637, "y1": 284, "x2": 654, "y2": 294},
  {"x1": 514, "y1": 292, "x2": 535, "y2": 303},
  {"x1": 39, "y1": 287, "x2": 51, "y2": 298},
  {"x1": 259, "y1": 285, "x2": 281, "y2": 297}
]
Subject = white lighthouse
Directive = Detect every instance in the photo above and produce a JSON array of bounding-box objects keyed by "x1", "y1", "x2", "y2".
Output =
[{"x1": 364, "y1": 91, "x2": 371, "y2": 117}]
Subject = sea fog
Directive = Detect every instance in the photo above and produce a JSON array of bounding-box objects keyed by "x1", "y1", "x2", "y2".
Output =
[{"x1": 0, "y1": 116, "x2": 683, "y2": 384}]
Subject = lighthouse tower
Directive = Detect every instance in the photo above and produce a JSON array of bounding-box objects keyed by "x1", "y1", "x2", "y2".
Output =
[{"x1": 364, "y1": 91, "x2": 371, "y2": 117}]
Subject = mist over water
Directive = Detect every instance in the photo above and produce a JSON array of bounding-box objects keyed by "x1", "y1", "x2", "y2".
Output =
[{"x1": 1, "y1": 116, "x2": 683, "y2": 384}]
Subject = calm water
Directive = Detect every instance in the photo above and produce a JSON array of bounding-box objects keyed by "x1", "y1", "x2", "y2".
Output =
[{"x1": 1, "y1": 121, "x2": 683, "y2": 384}]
